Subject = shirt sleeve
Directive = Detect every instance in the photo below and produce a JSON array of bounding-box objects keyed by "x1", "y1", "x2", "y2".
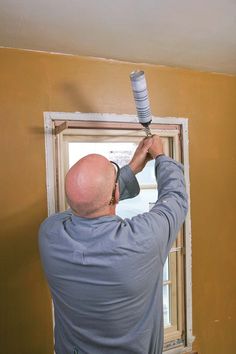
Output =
[
  {"x1": 118, "y1": 165, "x2": 140, "y2": 201},
  {"x1": 127, "y1": 155, "x2": 188, "y2": 264}
]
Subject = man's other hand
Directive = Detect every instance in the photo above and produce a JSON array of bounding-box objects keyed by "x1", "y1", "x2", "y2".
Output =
[
  {"x1": 148, "y1": 135, "x2": 164, "y2": 159},
  {"x1": 129, "y1": 137, "x2": 153, "y2": 174}
]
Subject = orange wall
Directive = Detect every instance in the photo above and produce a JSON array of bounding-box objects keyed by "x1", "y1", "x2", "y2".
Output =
[{"x1": 1, "y1": 48, "x2": 236, "y2": 354}]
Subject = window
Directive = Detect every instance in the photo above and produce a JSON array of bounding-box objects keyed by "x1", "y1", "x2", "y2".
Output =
[{"x1": 44, "y1": 112, "x2": 193, "y2": 353}]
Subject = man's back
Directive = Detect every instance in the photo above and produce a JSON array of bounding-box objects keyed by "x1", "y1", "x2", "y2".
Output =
[{"x1": 40, "y1": 212, "x2": 164, "y2": 354}]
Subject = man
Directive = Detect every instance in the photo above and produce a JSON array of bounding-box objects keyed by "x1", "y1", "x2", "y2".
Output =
[{"x1": 39, "y1": 135, "x2": 188, "y2": 354}]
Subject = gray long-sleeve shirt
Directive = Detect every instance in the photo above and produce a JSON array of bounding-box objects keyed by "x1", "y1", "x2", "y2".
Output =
[{"x1": 39, "y1": 156, "x2": 188, "y2": 354}]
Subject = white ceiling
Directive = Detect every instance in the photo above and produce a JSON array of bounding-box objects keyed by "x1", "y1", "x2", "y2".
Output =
[{"x1": 0, "y1": 0, "x2": 236, "y2": 74}]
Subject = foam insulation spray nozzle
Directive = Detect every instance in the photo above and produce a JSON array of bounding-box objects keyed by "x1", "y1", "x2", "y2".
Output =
[{"x1": 129, "y1": 70, "x2": 152, "y2": 136}]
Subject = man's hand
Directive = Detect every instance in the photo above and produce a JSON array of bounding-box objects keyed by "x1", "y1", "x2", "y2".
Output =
[
  {"x1": 129, "y1": 137, "x2": 153, "y2": 174},
  {"x1": 148, "y1": 135, "x2": 164, "y2": 159}
]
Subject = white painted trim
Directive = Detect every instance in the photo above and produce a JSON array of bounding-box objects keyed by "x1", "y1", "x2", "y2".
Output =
[
  {"x1": 180, "y1": 119, "x2": 195, "y2": 348},
  {"x1": 44, "y1": 112, "x2": 56, "y2": 215},
  {"x1": 46, "y1": 111, "x2": 188, "y2": 125},
  {"x1": 43, "y1": 112, "x2": 194, "y2": 352}
]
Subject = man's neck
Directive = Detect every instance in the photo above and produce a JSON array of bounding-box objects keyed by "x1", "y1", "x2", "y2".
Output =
[{"x1": 74, "y1": 206, "x2": 116, "y2": 219}]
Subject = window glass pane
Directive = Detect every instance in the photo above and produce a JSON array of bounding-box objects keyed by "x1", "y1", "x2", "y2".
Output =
[
  {"x1": 69, "y1": 142, "x2": 157, "y2": 185},
  {"x1": 117, "y1": 189, "x2": 157, "y2": 219},
  {"x1": 136, "y1": 160, "x2": 156, "y2": 186},
  {"x1": 69, "y1": 142, "x2": 135, "y2": 168},
  {"x1": 163, "y1": 284, "x2": 170, "y2": 327}
]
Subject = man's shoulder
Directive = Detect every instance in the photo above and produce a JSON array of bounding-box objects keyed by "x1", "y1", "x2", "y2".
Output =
[{"x1": 39, "y1": 210, "x2": 72, "y2": 233}]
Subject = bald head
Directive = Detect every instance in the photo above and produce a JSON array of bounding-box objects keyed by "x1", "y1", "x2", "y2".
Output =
[{"x1": 65, "y1": 154, "x2": 118, "y2": 218}]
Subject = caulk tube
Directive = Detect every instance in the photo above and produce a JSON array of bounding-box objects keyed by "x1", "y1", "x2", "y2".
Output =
[{"x1": 129, "y1": 70, "x2": 152, "y2": 129}]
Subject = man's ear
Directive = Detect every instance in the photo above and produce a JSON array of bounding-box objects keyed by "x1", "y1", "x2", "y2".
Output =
[{"x1": 114, "y1": 183, "x2": 120, "y2": 204}]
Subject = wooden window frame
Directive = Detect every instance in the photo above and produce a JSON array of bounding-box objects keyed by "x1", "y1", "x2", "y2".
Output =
[{"x1": 44, "y1": 112, "x2": 194, "y2": 353}]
